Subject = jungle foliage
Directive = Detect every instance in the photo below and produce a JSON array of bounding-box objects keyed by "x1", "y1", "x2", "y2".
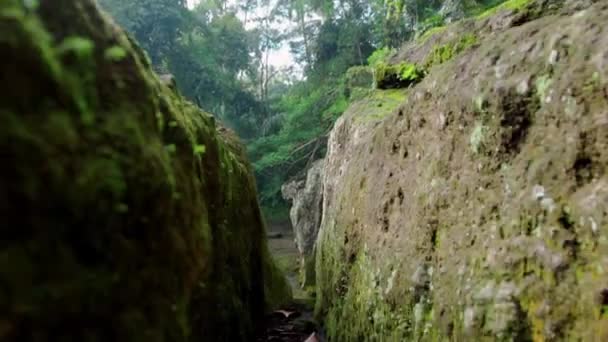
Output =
[{"x1": 98, "y1": 0, "x2": 516, "y2": 222}]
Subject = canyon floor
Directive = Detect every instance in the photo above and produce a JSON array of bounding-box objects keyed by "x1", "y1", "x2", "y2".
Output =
[{"x1": 256, "y1": 229, "x2": 323, "y2": 342}]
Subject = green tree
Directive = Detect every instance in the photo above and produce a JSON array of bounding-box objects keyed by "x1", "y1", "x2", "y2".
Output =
[{"x1": 99, "y1": 0, "x2": 519, "y2": 223}]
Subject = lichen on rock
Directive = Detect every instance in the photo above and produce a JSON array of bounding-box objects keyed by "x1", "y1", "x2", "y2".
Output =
[{"x1": 314, "y1": 0, "x2": 608, "y2": 340}]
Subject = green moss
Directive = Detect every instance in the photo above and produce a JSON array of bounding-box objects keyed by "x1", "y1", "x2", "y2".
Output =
[
  {"x1": 193, "y1": 144, "x2": 206, "y2": 155},
  {"x1": 424, "y1": 34, "x2": 478, "y2": 69},
  {"x1": 477, "y1": 0, "x2": 531, "y2": 19},
  {"x1": 319, "y1": 246, "x2": 414, "y2": 341},
  {"x1": 419, "y1": 13, "x2": 445, "y2": 35},
  {"x1": 374, "y1": 62, "x2": 426, "y2": 89},
  {"x1": 470, "y1": 122, "x2": 487, "y2": 154},
  {"x1": 367, "y1": 47, "x2": 396, "y2": 66},
  {"x1": 301, "y1": 254, "x2": 317, "y2": 288},
  {"x1": 474, "y1": 94, "x2": 488, "y2": 113},
  {"x1": 104, "y1": 45, "x2": 128, "y2": 62},
  {"x1": 0, "y1": 0, "x2": 290, "y2": 340},
  {"x1": 535, "y1": 74, "x2": 553, "y2": 102},
  {"x1": 274, "y1": 253, "x2": 299, "y2": 274},
  {"x1": 417, "y1": 26, "x2": 447, "y2": 43},
  {"x1": 56, "y1": 36, "x2": 95, "y2": 58},
  {"x1": 399, "y1": 64, "x2": 424, "y2": 82},
  {"x1": 352, "y1": 89, "x2": 408, "y2": 123},
  {"x1": 262, "y1": 246, "x2": 293, "y2": 309}
]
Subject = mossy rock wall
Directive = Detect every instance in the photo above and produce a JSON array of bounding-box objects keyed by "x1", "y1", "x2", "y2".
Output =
[
  {"x1": 315, "y1": 1, "x2": 608, "y2": 341},
  {"x1": 0, "y1": 0, "x2": 290, "y2": 340}
]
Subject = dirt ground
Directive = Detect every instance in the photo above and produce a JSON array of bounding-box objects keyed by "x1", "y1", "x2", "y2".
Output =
[
  {"x1": 258, "y1": 229, "x2": 323, "y2": 341},
  {"x1": 266, "y1": 229, "x2": 310, "y2": 301}
]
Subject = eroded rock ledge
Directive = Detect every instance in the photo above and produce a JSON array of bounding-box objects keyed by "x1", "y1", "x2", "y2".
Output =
[{"x1": 0, "y1": 0, "x2": 289, "y2": 340}]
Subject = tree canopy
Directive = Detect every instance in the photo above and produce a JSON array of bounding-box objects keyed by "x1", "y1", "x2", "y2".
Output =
[{"x1": 98, "y1": 0, "x2": 514, "y2": 222}]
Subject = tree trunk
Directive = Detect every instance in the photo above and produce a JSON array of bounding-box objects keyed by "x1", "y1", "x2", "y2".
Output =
[{"x1": 297, "y1": 8, "x2": 312, "y2": 67}]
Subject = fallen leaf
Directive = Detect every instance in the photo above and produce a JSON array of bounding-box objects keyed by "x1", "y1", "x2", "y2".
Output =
[
  {"x1": 273, "y1": 309, "x2": 297, "y2": 318},
  {"x1": 304, "y1": 332, "x2": 319, "y2": 342}
]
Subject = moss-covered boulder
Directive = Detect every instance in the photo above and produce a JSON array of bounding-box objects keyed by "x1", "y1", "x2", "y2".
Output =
[
  {"x1": 316, "y1": 0, "x2": 608, "y2": 341},
  {"x1": 0, "y1": 0, "x2": 290, "y2": 340}
]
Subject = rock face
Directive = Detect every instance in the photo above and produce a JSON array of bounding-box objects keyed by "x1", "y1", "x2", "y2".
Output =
[
  {"x1": 439, "y1": 0, "x2": 469, "y2": 23},
  {"x1": 282, "y1": 159, "x2": 325, "y2": 286},
  {"x1": 315, "y1": 1, "x2": 608, "y2": 341},
  {"x1": 0, "y1": 0, "x2": 290, "y2": 341}
]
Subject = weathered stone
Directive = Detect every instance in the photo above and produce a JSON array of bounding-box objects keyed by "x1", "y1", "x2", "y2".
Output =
[
  {"x1": 282, "y1": 159, "x2": 325, "y2": 287},
  {"x1": 315, "y1": 1, "x2": 608, "y2": 340}
]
